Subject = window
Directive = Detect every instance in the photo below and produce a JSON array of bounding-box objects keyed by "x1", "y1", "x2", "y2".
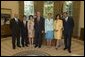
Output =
[
  {"x1": 63, "y1": 1, "x2": 73, "y2": 16},
  {"x1": 24, "y1": 1, "x2": 34, "y2": 18},
  {"x1": 43, "y1": 1, "x2": 54, "y2": 18}
]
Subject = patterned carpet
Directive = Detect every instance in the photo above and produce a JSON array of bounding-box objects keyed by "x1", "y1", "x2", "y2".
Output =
[
  {"x1": 13, "y1": 50, "x2": 50, "y2": 56},
  {"x1": 1, "y1": 37, "x2": 84, "y2": 56}
]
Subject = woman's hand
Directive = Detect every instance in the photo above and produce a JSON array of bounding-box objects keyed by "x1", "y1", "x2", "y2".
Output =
[
  {"x1": 62, "y1": 28, "x2": 64, "y2": 31},
  {"x1": 54, "y1": 30, "x2": 58, "y2": 32},
  {"x1": 56, "y1": 30, "x2": 58, "y2": 32}
]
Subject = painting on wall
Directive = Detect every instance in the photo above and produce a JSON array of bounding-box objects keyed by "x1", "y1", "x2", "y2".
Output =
[
  {"x1": 1, "y1": 8, "x2": 12, "y2": 37},
  {"x1": 1, "y1": 8, "x2": 12, "y2": 25}
]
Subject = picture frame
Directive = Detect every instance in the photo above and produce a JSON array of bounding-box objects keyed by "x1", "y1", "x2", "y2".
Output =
[
  {"x1": 1, "y1": 8, "x2": 12, "y2": 37},
  {"x1": 1, "y1": 8, "x2": 12, "y2": 25}
]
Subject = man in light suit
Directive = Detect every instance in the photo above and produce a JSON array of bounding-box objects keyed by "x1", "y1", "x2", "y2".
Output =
[{"x1": 63, "y1": 12, "x2": 74, "y2": 53}]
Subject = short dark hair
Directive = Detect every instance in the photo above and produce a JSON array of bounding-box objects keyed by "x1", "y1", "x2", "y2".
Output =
[
  {"x1": 29, "y1": 15, "x2": 33, "y2": 20},
  {"x1": 55, "y1": 14, "x2": 61, "y2": 20},
  {"x1": 63, "y1": 12, "x2": 68, "y2": 15}
]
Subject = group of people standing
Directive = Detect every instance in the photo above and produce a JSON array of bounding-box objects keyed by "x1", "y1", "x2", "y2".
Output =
[{"x1": 10, "y1": 11, "x2": 74, "y2": 53}]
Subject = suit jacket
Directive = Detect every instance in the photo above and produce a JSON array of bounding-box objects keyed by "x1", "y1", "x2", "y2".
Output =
[
  {"x1": 63, "y1": 16, "x2": 74, "y2": 34},
  {"x1": 20, "y1": 20, "x2": 28, "y2": 36},
  {"x1": 10, "y1": 18, "x2": 20, "y2": 35},
  {"x1": 34, "y1": 16, "x2": 45, "y2": 33}
]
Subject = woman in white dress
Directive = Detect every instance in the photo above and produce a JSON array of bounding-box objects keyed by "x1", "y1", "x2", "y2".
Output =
[{"x1": 27, "y1": 15, "x2": 34, "y2": 47}]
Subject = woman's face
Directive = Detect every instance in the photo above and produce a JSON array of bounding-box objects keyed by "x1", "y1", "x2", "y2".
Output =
[
  {"x1": 30, "y1": 17, "x2": 33, "y2": 20},
  {"x1": 56, "y1": 15, "x2": 59, "y2": 19},
  {"x1": 24, "y1": 16, "x2": 26, "y2": 20},
  {"x1": 48, "y1": 13, "x2": 52, "y2": 19}
]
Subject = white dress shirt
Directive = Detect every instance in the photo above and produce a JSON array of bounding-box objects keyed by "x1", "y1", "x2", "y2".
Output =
[
  {"x1": 65, "y1": 17, "x2": 68, "y2": 22},
  {"x1": 14, "y1": 17, "x2": 18, "y2": 22}
]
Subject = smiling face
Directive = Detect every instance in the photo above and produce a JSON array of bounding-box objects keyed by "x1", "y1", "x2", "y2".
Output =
[
  {"x1": 29, "y1": 15, "x2": 33, "y2": 20},
  {"x1": 56, "y1": 15, "x2": 59, "y2": 19},
  {"x1": 30, "y1": 16, "x2": 33, "y2": 20},
  {"x1": 47, "y1": 13, "x2": 52, "y2": 19},
  {"x1": 55, "y1": 14, "x2": 61, "y2": 20},
  {"x1": 63, "y1": 12, "x2": 68, "y2": 18},
  {"x1": 14, "y1": 14, "x2": 18, "y2": 18},
  {"x1": 36, "y1": 11, "x2": 41, "y2": 17}
]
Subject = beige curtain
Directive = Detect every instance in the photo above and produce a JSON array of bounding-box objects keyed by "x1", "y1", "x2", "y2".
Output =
[
  {"x1": 19, "y1": 1, "x2": 24, "y2": 21},
  {"x1": 34, "y1": 1, "x2": 44, "y2": 16},
  {"x1": 54, "y1": 1, "x2": 63, "y2": 19},
  {"x1": 72, "y1": 1, "x2": 80, "y2": 37}
]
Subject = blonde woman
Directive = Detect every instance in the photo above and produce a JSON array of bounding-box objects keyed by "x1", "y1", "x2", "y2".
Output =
[{"x1": 45, "y1": 13, "x2": 54, "y2": 47}]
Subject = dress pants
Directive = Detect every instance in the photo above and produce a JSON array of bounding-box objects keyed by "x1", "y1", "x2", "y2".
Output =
[
  {"x1": 12, "y1": 33, "x2": 20, "y2": 49},
  {"x1": 64, "y1": 32, "x2": 72, "y2": 51},
  {"x1": 35, "y1": 31, "x2": 42, "y2": 47}
]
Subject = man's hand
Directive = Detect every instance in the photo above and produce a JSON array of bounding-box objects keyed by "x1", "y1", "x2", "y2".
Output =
[{"x1": 42, "y1": 30, "x2": 44, "y2": 33}]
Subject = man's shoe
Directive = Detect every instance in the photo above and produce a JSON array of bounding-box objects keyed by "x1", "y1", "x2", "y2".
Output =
[
  {"x1": 68, "y1": 50, "x2": 71, "y2": 53},
  {"x1": 22, "y1": 45, "x2": 25, "y2": 47},
  {"x1": 13, "y1": 47, "x2": 16, "y2": 49},
  {"x1": 25, "y1": 45, "x2": 28, "y2": 47},
  {"x1": 17, "y1": 46, "x2": 21, "y2": 48},
  {"x1": 38, "y1": 46, "x2": 41, "y2": 48}
]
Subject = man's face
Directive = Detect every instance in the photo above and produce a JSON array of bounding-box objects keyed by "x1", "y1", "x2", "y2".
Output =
[
  {"x1": 63, "y1": 13, "x2": 68, "y2": 18},
  {"x1": 24, "y1": 16, "x2": 26, "y2": 20},
  {"x1": 14, "y1": 14, "x2": 18, "y2": 18},
  {"x1": 36, "y1": 12, "x2": 40, "y2": 17}
]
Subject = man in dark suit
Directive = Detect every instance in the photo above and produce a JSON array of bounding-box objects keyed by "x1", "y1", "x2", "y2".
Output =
[
  {"x1": 34, "y1": 11, "x2": 45, "y2": 48},
  {"x1": 63, "y1": 12, "x2": 74, "y2": 53},
  {"x1": 20, "y1": 15, "x2": 28, "y2": 47},
  {"x1": 10, "y1": 14, "x2": 21, "y2": 49}
]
